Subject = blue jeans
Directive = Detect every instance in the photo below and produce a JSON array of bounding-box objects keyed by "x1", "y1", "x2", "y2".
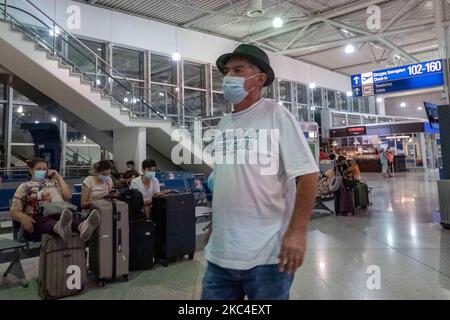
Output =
[{"x1": 201, "y1": 262, "x2": 294, "y2": 300}]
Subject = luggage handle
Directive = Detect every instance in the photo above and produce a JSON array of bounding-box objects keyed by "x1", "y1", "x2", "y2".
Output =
[{"x1": 118, "y1": 229, "x2": 122, "y2": 253}]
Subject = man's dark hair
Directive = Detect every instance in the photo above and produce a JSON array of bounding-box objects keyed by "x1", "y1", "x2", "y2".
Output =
[
  {"x1": 329, "y1": 154, "x2": 336, "y2": 160},
  {"x1": 337, "y1": 155, "x2": 347, "y2": 163},
  {"x1": 94, "y1": 159, "x2": 113, "y2": 172},
  {"x1": 142, "y1": 159, "x2": 157, "y2": 170},
  {"x1": 126, "y1": 160, "x2": 135, "y2": 166},
  {"x1": 28, "y1": 158, "x2": 47, "y2": 169}
]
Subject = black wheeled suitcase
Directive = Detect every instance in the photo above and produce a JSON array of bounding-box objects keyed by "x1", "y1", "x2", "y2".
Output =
[
  {"x1": 38, "y1": 234, "x2": 86, "y2": 299},
  {"x1": 152, "y1": 193, "x2": 196, "y2": 267},
  {"x1": 89, "y1": 199, "x2": 129, "y2": 287},
  {"x1": 129, "y1": 218, "x2": 155, "y2": 270},
  {"x1": 334, "y1": 188, "x2": 355, "y2": 215}
]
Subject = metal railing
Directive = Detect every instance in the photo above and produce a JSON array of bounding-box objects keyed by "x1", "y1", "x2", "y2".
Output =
[{"x1": 0, "y1": 0, "x2": 212, "y2": 136}]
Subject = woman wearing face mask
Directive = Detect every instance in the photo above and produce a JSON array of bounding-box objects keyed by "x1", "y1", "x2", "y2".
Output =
[
  {"x1": 81, "y1": 160, "x2": 116, "y2": 210},
  {"x1": 130, "y1": 159, "x2": 161, "y2": 218},
  {"x1": 10, "y1": 158, "x2": 100, "y2": 242}
]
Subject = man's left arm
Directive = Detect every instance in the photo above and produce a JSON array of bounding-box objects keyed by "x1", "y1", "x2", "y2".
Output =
[{"x1": 278, "y1": 172, "x2": 318, "y2": 274}]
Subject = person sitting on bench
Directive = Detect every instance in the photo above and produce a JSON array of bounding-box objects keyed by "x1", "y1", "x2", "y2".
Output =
[
  {"x1": 130, "y1": 159, "x2": 162, "y2": 218},
  {"x1": 10, "y1": 158, "x2": 100, "y2": 242},
  {"x1": 81, "y1": 160, "x2": 118, "y2": 211}
]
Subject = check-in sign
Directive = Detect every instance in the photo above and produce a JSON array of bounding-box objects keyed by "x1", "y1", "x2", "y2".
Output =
[{"x1": 361, "y1": 72, "x2": 374, "y2": 85}]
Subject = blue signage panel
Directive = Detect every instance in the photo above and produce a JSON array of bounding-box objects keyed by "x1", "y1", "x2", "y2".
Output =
[{"x1": 351, "y1": 59, "x2": 444, "y2": 96}]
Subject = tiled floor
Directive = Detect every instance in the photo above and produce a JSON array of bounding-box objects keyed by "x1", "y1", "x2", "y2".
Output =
[{"x1": 1, "y1": 170, "x2": 450, "y2": 299}]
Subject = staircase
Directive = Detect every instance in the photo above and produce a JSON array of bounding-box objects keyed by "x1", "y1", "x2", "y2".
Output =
[{"x1": 0, "y1": 0, "x2": 212, "y2": 174}]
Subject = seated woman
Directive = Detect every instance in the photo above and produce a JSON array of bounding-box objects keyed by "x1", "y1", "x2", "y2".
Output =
[
  {"x1": 10, "y1": 158, "x2": 100, "y2": 242},
  {"x1": 345, "y1": 159, "x2": 361, "y2": 181},
  {"x1": 81, "y1": 160, "x2": 117, "y2": 210},
  {"x1": 130, "y1": 159, "x2": 161, "y2": 218}
]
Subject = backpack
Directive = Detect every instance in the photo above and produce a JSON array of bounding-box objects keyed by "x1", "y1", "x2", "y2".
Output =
[{"x1": 119, "y1": 189, "x2": 144, "y2": 219}]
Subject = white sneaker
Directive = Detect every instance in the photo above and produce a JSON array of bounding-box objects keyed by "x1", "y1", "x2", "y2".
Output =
[
  {"x1": 53, "y1": 209, "x2": 73, "y2": 242},
  {"x1": 78, "y1": 209, "x2": 100, "y2": 242}
]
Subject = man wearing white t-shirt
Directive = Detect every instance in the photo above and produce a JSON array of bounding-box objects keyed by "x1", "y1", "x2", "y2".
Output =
[{"x1": 202, "y1": 44, "x2": 319, "y2": 300}]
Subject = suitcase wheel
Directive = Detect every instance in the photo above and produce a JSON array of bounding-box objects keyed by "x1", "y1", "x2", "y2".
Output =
[
  {"x1": 188, "y1": 253, "x2": 194, "y2": 260},
  {"x1": 98, "y1": 279, "x2": 105, "y2": 287},
  {"x1": 162, "y1": 259, "x2": 169, "y2": 267}
]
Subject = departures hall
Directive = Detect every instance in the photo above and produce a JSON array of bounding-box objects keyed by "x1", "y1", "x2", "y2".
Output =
[{"x1": 1, "y1": 0, "x2": 450, "y2": 304}]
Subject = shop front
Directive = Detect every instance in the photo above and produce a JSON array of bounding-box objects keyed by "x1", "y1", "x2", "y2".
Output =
[{"x1": 329, "y1": 122, "x2": 436, "y2": 172}]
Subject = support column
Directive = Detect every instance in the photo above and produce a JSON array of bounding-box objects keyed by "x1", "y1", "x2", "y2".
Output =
[
  {"x1": 113, "y1": 127, "x2": 147, "y2": 173},
  {"x1": 5, "y1": 86, "x2": 13, "y2": 169}
]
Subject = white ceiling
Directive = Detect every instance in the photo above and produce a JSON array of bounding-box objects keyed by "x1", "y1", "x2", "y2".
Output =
[{"x1": 77, "y1": 0, "x2": 448, "y2": 75}]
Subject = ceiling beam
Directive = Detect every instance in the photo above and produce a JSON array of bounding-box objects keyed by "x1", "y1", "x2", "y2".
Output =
[
  {"x1": 181, "y1": 0, "x2": 248, "y2": 27},
  {"x1": 240, "y1": 0, "x2": 392, "y2": 42},
  {"x1": 379, "y1": 0, "x2": 422, "y2": 32},
  {"x1": 276, "y1": 23, "x2": 435, "y2": 55}
]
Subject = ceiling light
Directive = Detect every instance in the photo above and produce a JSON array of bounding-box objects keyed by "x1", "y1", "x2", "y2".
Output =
[
  {"x1": 278, "y1": 101, "x2": 283, "y2": 106},
  {"x1": 309, "y1": 82, "x2": 316, "y2": 89},
  {"x1": 417, "y1": 106, "x2": 422, "y2": 110},
  {"x1": 341, "y1": 29, "x2": 349, "y2": 34},
  {"x1": 17, "y1": 106, "x2": 23, "y2": 113},
  {"x1": 35, "y1": 120, "x2": 40, "y2": 124},
  {"x1": 400, "y1": 102, "x2": 406, "y2": 107},
  {"x1": 344, "y1": 44, "x2": 355, "y2": 54},
  {"x1": 96, "y1": 79, "x2": 101, "y2": 85},
  {"x1": 247, "y1": 0, "x2": 264, "y2": 17},
  {"x1": 51, "y1": 117, "x2": 57, "y2": 122},
  {"x1": 273, "y1": 17, "x2": 283, "y2": 28},
  {"x1": 97, "y1": 48, "x2": 102, "y2": 51},
  {"x1": 172, "y1": 52, "x2": 181, "y2": 61},
  {"x1": 159, "y1": 92, "x2": 165, "y2": 97},
  {"x1": 123, "y1": 97, "x2": 129, "y2": 103},
  {"x1": 346, "y1": 91, "x2": 353, "y2": 97},
  {"x1": 376, "y1": 97, "x2": 383, "y2": 103}
]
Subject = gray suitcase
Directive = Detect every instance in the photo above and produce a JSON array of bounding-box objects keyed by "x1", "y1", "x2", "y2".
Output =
[
  {"x1": 38, "y1": 234, "x2": 86, "y2": 300},
  {"x1": 89, "y1": 199, "x2": 129, "y2": 287}
]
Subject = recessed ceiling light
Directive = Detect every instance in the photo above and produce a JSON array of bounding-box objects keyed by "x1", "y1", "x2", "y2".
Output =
[
  {"x1": 376, "y1": 98, "x2": 383, "y2": 103},
  {"x1": 172, "y1": 52, "x2": 181, "y2": 61},
  {"x1": 344, "y1": 44, "x2": 355, "y2": 54},
  {"x1": 309, "y1": 82, "x2": 316, "y2": 89},
  {"x1": 273, "y1": 17, "x2": 283, "y2": 28},
  {"x1": 400, "y1": 102, "x2": 406, "y2": 107},
  {"x1": 346, "y1": 91, "x2": 353, "y2": 97}
]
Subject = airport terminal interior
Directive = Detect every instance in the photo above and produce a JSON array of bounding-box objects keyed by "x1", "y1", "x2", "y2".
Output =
[{"x1": 1, "y1": 0, "x2": 450, "y2": 300}]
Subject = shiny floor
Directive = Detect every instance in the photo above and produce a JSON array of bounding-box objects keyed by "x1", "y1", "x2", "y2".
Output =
[{"x1": 1, "y1": 170, "x2": 450, "y2": 300}]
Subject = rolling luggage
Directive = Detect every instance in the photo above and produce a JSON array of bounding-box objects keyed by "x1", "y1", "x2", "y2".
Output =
[
  {"x1": 38, "y1": 234, "x2": 86, "y2": 299},
  {"x1": 119, "y1": 189, "x2": 144, "y2": 219},
  {"x1": 354, "y1": 182, "x2": 370, "y2": 208},
  {"x1": 152, "y1": 193, "x2": 196, "y2": 267},
  {"x1": 89, "y1": 199, "x2": 129, "y2": 287},
  {"x1": 129, "y1": 218, "x2": 155, "y2": 270},
  {"x1": 334, "y1": 188, "x2": 355, "y2": 215}
]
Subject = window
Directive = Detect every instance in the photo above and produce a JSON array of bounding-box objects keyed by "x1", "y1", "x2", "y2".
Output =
[
  {"x1": 183, "y1": 61, "x2": 207, "y2": 116},
  {"x1": 68, "y1": 39, "x2": 106, "y2": 76},
  {"x1": 339, "y1": 92, "x2": 348, "y2": 111},
  {"x1": 363, "y1": 115, "x2": 377, "y2": 124},
  {"x1": 262, "y1": 84, "x2": 274, "y2": 100},
  {"x1": 0, "y1": 103, "x2": 5, "y2": 167},
  {"x1": 296, "y1": 105, "x2": 308, "y2": 122},
  {"x1": 312, "y1": 87, "x2": 323, "y2": 107},
  {"x1": 352, "y1": 97, "x2": 362, "y2": 113},
  {"x1": 0, "y1": 78, "x2": 6, "y2": 101},
  {"x1": 296, "y1": 84, "x2": 308, "y2": 105},
  {"x1": 212, "y1": 68, "x2": 227, "y2": 116},
  {"x1": 212, "y1": 93, "x2": 227, "y2": 116},
  {"x1": 362, "y1": 97, "x2": 370, "y2": 114},
  {"x1": 184, "y1": 62, "x2": 206, "y2": 89},
  {"x1": 112, "y1": 46, "x2": 145, "y2": 117},
  {"x1": 332, "y1": 113, "x2": 347, "y2": 127},
  {"x1": 378, "y1": 117, "x2": 393, "y2": 124},
  {"x1": 279, "y1": 81, "x2": 292, "y2": 102},
  {"x1": 327, "y1": 90, "x2": 337, "y2": 109},
  {"x1": 150, "y1": 84, "x2": 178, "y2": 115},
  {"x1": 212, "y1": 68, "x2": 223, "y2": 92},
  {"x1": 348, "y1": 115, "x2": 362, "y2": 126},
  {"x1": 12, "y1": 104, "x2": 55, "y2": 143},
  {"x1": 151, "y1": 54, "x2": 177, "y2": 85},
  {"x1": 112, "y1": 47, "x2": 144, "y2": 80},
  {"x1": 184, "y1": 89, "x2": 206, "y2": 117}
]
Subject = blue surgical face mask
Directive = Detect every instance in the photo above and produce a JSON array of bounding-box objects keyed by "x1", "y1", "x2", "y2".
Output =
[
  {"x1": 222, "y1": 73, "x2": 260, "y2": 104},
  {"x1": 144, "y1": 172, "x2": 155, "y2": 180},
  {"x1": 98, "y1": 174, "x2": 109, "y2": 182},
  {"x1": 34, "y1": 170, "x2": 47, "y2": 182}
]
